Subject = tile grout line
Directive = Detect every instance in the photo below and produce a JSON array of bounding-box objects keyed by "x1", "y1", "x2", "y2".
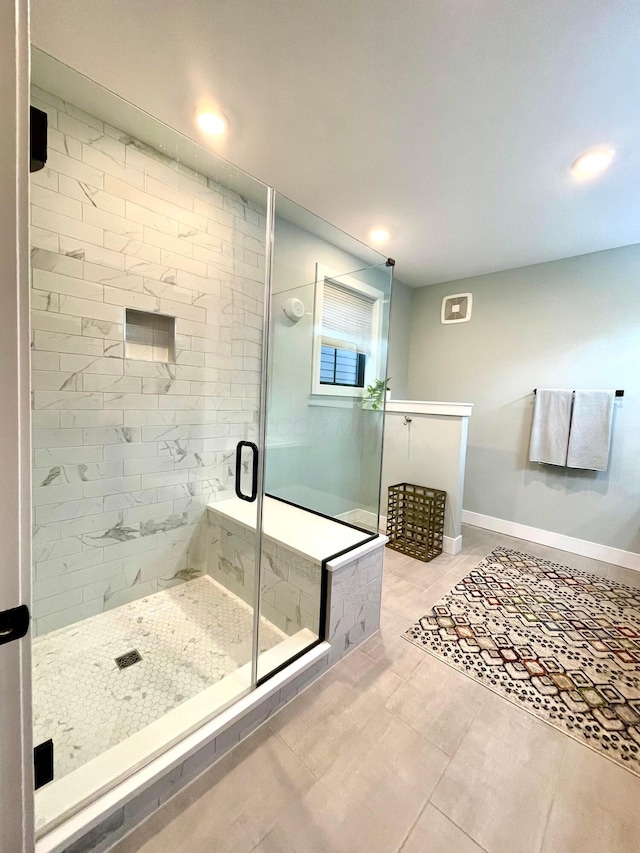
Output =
[
  {"x1": 536, "y1": 738, "x2": 571, "y2": 853},
  {"x1": 357, "y1": 643, "x2": 418, "y2": 690},
  {"x1": 264, "y1": 646, "x2": 387, "y2": 781},
  {"x1": 379, "y1": 650, "x2": 490, "y2": 772},
  {"x1": 395, "y1": 797, "x2": 429, "y2": 853},
  {"x1": 429, "y1": 801, "x2": 492, "y2": 853},
  {"x1": 268, "y1": 726, "x2": 323, "y2": 783},
  {"x1": 395, "y1": 748, "x2": 454, "y2": 853}
]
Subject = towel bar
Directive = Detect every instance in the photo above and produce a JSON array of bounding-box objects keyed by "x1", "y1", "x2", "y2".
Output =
[{"x1": 533, "y1": 389, "x2": 624, "y2": 398}]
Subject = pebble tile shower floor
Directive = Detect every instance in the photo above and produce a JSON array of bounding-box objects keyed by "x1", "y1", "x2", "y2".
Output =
[{"x1": 33, "y1": 576, "x2": 285, "y2": 780}]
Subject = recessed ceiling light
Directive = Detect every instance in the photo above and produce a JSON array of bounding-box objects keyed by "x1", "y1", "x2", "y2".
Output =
[
  {"x1": 571, "y1": 147, "x2": 615, "y2": 178},
  {"x1": 197, "y1": 111, "x2": 227, "y2": 136},
  {"x1": 369, "y1": 227, "x2": 390, "y2": 244}
]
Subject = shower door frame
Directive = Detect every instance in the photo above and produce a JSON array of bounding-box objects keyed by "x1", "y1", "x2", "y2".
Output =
[
  {"x1": 249, "y1": 185, "x2": 275, "y2": 687},
  {"x1": 0, "y1": 0, "x2": 36, "y2": 850}
]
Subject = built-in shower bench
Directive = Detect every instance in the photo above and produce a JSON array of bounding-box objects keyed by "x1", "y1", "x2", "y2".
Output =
[{"x1": 206, "y1": 495, "x2": 387, "y2": 663}]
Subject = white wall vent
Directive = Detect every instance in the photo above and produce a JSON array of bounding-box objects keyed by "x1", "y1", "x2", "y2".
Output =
[{"x1": 441, "y1": 292, "x2": 472, "y2": 324}]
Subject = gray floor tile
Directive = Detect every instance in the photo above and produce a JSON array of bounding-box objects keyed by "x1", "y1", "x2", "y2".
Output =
[
  {"x1": 392, "y1": 555, "x2": 453, "y2": 589},
  {"x1": 431, "y1": 693, "x2": 568, "y2": 853},
  {"x1": 359, "y1": 620, "x2": 425, "y2": 681},
  {"x1": 251, "y1": 825, "x2": 299, "y2": 852},
  {"x1": 400, "y1": 803, "x2": 487, "y2": 853},
  {"x1": 269, "y1": 649, "x2": 402, "y2": 778},
  {"x1": 382, "y1": 547, "x2": 415, "y2": 572},
  {"x1": 603, "y1": 563, "x2": 640, "y2": 590},
  {"x1": 268, "y1": 710, "x2": 449, "y2": 853},
  {"x1": 386, "y1": 653, "x2": 487, "y2": 755},
  {"x1": 111, "y1": 724, "x2": 315, "y2": 853},
  {"x1": 381, "y1": 572, "x2": 441, "y2": 623},
  {"x1": 541, "y1": 738, "x2": 640, "y2": 853}
]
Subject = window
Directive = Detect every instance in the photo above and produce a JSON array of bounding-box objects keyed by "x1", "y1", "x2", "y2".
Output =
[
  {"x1": 320, "y1": 345, "x2": 366, "y2": 387},
  {"x1": 311, "y1": 264, "x2": 384, "y2": 398}
]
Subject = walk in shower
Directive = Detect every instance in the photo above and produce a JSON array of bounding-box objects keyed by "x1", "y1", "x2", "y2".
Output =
[{"x1": 29, "y1": 50, "x2": 392, "y2": 836}]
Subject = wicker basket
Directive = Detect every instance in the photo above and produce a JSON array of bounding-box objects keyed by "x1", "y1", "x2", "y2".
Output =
[{"x1": 386, "y1": 483, "x2": 446, "y2": 562}]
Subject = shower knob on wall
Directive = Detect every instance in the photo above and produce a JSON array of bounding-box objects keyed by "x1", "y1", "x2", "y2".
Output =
[{"x1": 283, "y1": 297, "x2": 305, "y2": 323}]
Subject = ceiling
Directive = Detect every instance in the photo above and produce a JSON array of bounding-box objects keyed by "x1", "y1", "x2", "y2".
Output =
[{"x1": 31, "y1": 0, "x2": 640, "y2": 287}]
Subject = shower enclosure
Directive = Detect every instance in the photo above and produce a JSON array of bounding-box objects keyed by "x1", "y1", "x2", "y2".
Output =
[{"x1": 23, "y1": 49, "x2": 393, "y2": 840}]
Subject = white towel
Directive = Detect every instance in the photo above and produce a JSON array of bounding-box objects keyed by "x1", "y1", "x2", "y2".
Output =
[
  {"x1": 529, "y1": 389, "x2": 573, "y2": 466},
  {"x1": 567, "y1": 390, "x2": 615, "y2": 471}
]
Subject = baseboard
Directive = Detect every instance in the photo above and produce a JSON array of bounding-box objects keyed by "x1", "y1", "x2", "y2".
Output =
[
  {"x1": 443, "y1": 535, "x2": 462, "y2": 556},
  {"x1": 335, "y1": 508, "x2": 378, "y2": 529},
  {"x1": 378, "y1": 515, "x2": 462, "y2": 556},
  {"x1": 461, "y1": 510, "x2": 640, "y2": 572}
]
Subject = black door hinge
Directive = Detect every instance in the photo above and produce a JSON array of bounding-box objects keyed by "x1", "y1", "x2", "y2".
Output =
[
  {"x1": 30, "y1": 106, "x2": 48, "y2": 173},
  {"x1": 34, "y1": 739, "x2": 54, "y2": 790}
]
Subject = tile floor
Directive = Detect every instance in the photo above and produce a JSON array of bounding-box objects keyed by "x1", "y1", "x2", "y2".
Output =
[
  {"x1": 33, "y1": 576, "x2": 285, "y2": 779},
  {"x1": 111, "y1": 526, "x2": 640, "y2": 853}
]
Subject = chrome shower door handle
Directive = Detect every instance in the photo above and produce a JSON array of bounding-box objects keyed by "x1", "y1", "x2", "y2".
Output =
[{"x1": 235, "y1": 441, "x2": 259, "y2": 502}]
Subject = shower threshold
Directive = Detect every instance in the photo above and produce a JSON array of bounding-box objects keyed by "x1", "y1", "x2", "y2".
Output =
[{"x1": 33, "y1": 575, "x2": 315, "y2": 836}]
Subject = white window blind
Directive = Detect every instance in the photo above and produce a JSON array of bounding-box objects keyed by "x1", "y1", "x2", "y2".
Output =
[{"x1": 322, "y1": 281, "x2": 374, "y2": 354}]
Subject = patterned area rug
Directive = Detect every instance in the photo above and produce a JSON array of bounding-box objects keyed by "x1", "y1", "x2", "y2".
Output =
[{"x1": 403, "y1": 547, "x2": 640, "y2": 776}]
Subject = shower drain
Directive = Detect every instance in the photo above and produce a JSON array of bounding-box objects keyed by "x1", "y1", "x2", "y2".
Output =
[{"x1": 115, "y1": 649, "x2": 142, "y2": 670}]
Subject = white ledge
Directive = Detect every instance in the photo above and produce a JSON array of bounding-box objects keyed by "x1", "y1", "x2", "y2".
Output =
[
  {"x1": 326, "y1": 535, "x2": 388, "y2": 571},
  {"x1": 207, "y1": 496, "x2": 377, "y2": 564},
  {"x1": 385, "y1": 399, "x2": 473, "y2": 418}
]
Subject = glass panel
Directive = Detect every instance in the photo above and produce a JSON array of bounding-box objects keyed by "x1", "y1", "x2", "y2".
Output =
[
  {"x1": 29, "y1": 49, "x2": 270, "y2": 833},
  {"x1": 265, "y1": 262, "x2": 390, "y2": 525},
  {"x1": 256, "y1": 194, "x2": 393, "y2": 681},
  {"x1": 0, "y1": 3, "x2": 30, "y2": 845},
  {"x1": 266, "y1": 196, "x2": 392, "y2": 526}
]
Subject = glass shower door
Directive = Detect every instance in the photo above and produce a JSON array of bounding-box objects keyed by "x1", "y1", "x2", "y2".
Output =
[
  {"x1": 28, "y1": 52, "x2": 274, "y2": 834},
  {"x1": 255, "y1": 193, "x2": 393, "y2": 682}
]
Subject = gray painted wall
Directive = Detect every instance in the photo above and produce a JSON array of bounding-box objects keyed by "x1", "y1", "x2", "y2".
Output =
[
  {"x1": 406, "y1": 243, "x2": 640, "y2": 553},
  {"x1": 386, "y1": 279, "x2": 413, "y2": 400}
]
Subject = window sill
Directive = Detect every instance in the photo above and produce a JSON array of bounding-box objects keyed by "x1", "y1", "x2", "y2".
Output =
[
  {"x1": 307, "y1": 394, "x2": 384, "y2": 410},
  {"x1": 308, "y1": 394, "x2": 360, "y2": 409}
]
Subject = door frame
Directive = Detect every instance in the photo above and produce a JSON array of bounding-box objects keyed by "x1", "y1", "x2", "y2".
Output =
[{"x1": 0, "y1": 0, "x2": 35, "y2": 850}]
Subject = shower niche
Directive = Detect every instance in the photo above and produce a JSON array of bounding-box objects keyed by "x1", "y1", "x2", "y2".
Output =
[
  {"x1": 28, "y1": 47, "x2": 392, "y2": 847},
  {"x1": 124, "y1": 309, "x2": 176, "y2": 362}
]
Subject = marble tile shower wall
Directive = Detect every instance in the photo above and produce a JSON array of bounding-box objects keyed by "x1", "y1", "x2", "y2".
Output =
[
  {"x1": 207, "y1": 513, "x2": 322, "y2": 636},
  {"x1": 30, "y1": 87, "x2": 266, "y2": 636}
]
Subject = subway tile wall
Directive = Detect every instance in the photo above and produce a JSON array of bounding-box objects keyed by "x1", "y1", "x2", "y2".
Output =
[
  {"x1": 30, "y1": 87, "x2": 267, "y2": 636},
  {"x1": 207, "y1": 512, "x2": 322, "y2": 636}
]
